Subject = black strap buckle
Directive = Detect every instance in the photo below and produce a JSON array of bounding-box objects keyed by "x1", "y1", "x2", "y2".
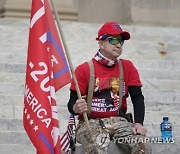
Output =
[{"x1": 99, "y1": 119, "x2": 106, "y2": 129}]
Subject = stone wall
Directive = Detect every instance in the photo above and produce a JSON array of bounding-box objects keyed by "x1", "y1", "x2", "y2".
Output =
[
  {"x1": 131, "y1": 0, "x2": 180, "y2": 27},
  {"x1": 3, "y1": 0, "x2": 78, "y2": 21},
  {"x1": 77, "y1": 0, "x2": 133, "y2": 24},
  {"x1": 1, "y1": 0, "x2": 180, "y2": 27},
  {"x1": 76, "y1": 0, "x2": 180, "y2": 27}
]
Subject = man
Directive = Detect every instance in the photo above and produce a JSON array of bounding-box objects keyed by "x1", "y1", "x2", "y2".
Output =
[{"x1": 68, "y1": 22, "x2": 151, "y2": 154}]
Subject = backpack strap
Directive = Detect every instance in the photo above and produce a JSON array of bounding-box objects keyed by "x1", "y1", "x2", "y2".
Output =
[
  {"x1": 86, "y1": 60, "x2": 124, "y2": 115},
  {"x1": 87, "y1": 60, "x2": 95, "y2": 115},
  {"x1": 118, "y1": 59, "x2": 124, "y2": 109}
]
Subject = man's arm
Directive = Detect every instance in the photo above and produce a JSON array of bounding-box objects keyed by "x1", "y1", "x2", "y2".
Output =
[
  {"x1": 129, "y1": 86, "x2": 147, "y2": 136},
  {"x1": 68, "y1": 90, "x2": 87, "y2": 115},
  {"x1": 68, "y1": 90, "x2": 78, "y2": 115},
  {"x1": 128, "y1": 86, "x2": 145, "y2": 125}
]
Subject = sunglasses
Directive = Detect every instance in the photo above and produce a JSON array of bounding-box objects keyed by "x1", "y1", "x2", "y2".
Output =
[{"x1": 106, "y1": 37, "x2": 124, "y2": 46}]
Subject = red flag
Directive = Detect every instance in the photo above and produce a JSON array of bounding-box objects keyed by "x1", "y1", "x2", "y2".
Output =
[{"x1": 23, "y1": 0, "x2": 71, "y2": 153}]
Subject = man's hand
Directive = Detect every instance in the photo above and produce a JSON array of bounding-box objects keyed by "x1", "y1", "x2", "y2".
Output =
[
  {"x1": 73, "y1": 98, "x2": 87, "y2": 114},
  {"x1": 131, "y1": 123, "x2": 147, "y2": 136}
]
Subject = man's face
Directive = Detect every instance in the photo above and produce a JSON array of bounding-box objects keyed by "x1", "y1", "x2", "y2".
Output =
[{"x1": 99, "y1": 35, "x2": 124, "y2": 60}]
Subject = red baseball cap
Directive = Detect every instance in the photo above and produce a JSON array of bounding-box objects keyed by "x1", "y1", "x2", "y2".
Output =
[{"x1": 96, "y1": 22, "x2": 130, "y2": 41}]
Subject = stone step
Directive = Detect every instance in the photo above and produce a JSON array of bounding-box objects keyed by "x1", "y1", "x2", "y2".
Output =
[
  {"x1": 0, "y1": 118, "x2": 179, "y2": 138},
  {"x1": 1, "y1": 108, "x2": 179, "y2": 139},
  {"x1": 1, "y1": 18, "x2": 180, "y2": 40},
  {"x1": 142, "y1": 79, "x2": 180, "y2": 90},
  {"x1": 1, "y1": 93, "x2": 179, "y2": 116},
  {"x1": 0, "y1": 120, "x2": 69, "y2": 140},
  {"x1": 125, "y1": 107, "x2": 180, "y2": 131},
  {"x1": 0, "y1": 119, "x2": 24, "y2": 132},
  {"x1": 127, "y1": 101, "x2": 180, "y2": 113},
  {"x1": 0, "y1": 118, "x2": 70, "y2": 135},
  {"x1": 0, "y1": 21, "x2": 180, "y2": 63},
  {"x1": 1, "y1": 105, "x2": 179, "y2": 130},
  {"x1": 125, "y1": 26, "x2": 180, "y2": 44},
  {"x1": 139, "y1": 69, "x2": 180, "y2": 80},
  {"x1": 144, "y1": 111, "x2": 180, "y2": 125},
  {"x1": 0, "y1": 106, "x2": 15, "y2": 119},
  {"x1": 0, "y1": 142, "x2": 180, "y2": 154},
  {"x1": 0, "y1": 119, "x2": 179, "y2": 145},
  {"x1": 0, "y1": 83, "x2": 24, "y2": 95},
  {"x1": 0, "y1": 81, "x2": 179, "y2": 120},
  {"x1": 5, "y1": 82, "x2": 180, "y2": 100},
  {"x1": 123, "y1": 44, "x2": 180, "y2": 61},
  {"x1": 0, "y1": 128, "x2": 179, "y2": 154},
  {"x1": 0, "y1": 19, "x2": 180, "y2": 58},
  {"x1": 0, "y1": 25, "x2": 28, "y2": 46},
  {"x1": 144, "y1": 123, "x2": 180, "y2": 140},
  {"x1": 73, "y1": 142, "x2": 180, "y2": 154},
  {"x1": 0, "y1": 102, "x2": 70, "y2": 120},
  {"x1": 1, "y1": 72, "x2": 180, "y2": 91},
  {"x1": 146, "y1": 102, "x2": 180, "y2": 112},
  {"x1": 0, "y1": 73, "x2": 25, "y2": 84},
  {"x1": 0, "y1": 60, "x2": 180, "y2": 75},
  {"x1": 0, "y1": 43, "x2": 27, "y2": 54},
  {"x1": 0, "y1": 69, "x2": 180, "y2": 86},
  {"x1": 1, "y1": 38, "x2": 180, "y2": 55},
  {"x1": 62, "y1": 22, "x2": 180, "y2": 44},
  {"x1": 0, "y1": 94, "x2": 23, "y2": 106},
  {"x1": 0, "y1": 63, "x2": 25, "y2": 73},
  {"x1": 143, "y1": 89, "x2": 180, "y2": 103},
  {"x1": 0, "y1": 131, "x2": 31, "y2": 145},
  {"x1": 133, "y1": 60, "x2": 180, "y2": 71},
  {"x1": 0, "y1": 84, "x2": 70, "y2": 106},
  {"x1": 0, "y1": 53, "x2": 27, "y2": 64},
  {"x1": 0, "y1": 111, "x2": 179, "y2": 139},
  {"x1": 0, "y1": 84, "x2": 180, "y2": 104},
  {"x1": 1, "y1": 101, "x2": 179, "y2": 123},
  {"x1": 124, "y1": 40, "x2": 180, "y2": 53},
  {"x1": 1, "y1": 40, "x2": 180, "y2": 61},
  {"x1": 1, "y1": 53, "x2": 180, "y2": 71},
  {"x1": 0, "y1": 144, "x2": 35, "y2": 154}
]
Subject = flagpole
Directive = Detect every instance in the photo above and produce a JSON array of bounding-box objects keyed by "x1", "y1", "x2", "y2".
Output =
[{"x1": 49, "y1": 0, "x2": 91, "y2": 133}]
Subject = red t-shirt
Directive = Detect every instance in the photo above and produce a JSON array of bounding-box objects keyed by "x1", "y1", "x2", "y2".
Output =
[{"x1": 70, "y1": 58, "x2": 142, "y2": 118}]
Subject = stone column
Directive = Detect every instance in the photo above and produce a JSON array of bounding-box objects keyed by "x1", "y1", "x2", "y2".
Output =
[
  {"x1": 0, "y1": 0, "x2": 6, "y2": 17},
  {"x1": 76, "y1": 0, "x2": 133, "y2": 24}
]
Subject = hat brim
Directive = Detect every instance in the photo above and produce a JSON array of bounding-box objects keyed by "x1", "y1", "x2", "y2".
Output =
[
  {"x1": 120, "y1": 31, "x2": 130, "y2": 40},
  {"x1": 96, "y1": 31, "x2": 130, "y2": 41},
  {"x1": 110, "y1": 31, "x2": 130, "y2": 40}
]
